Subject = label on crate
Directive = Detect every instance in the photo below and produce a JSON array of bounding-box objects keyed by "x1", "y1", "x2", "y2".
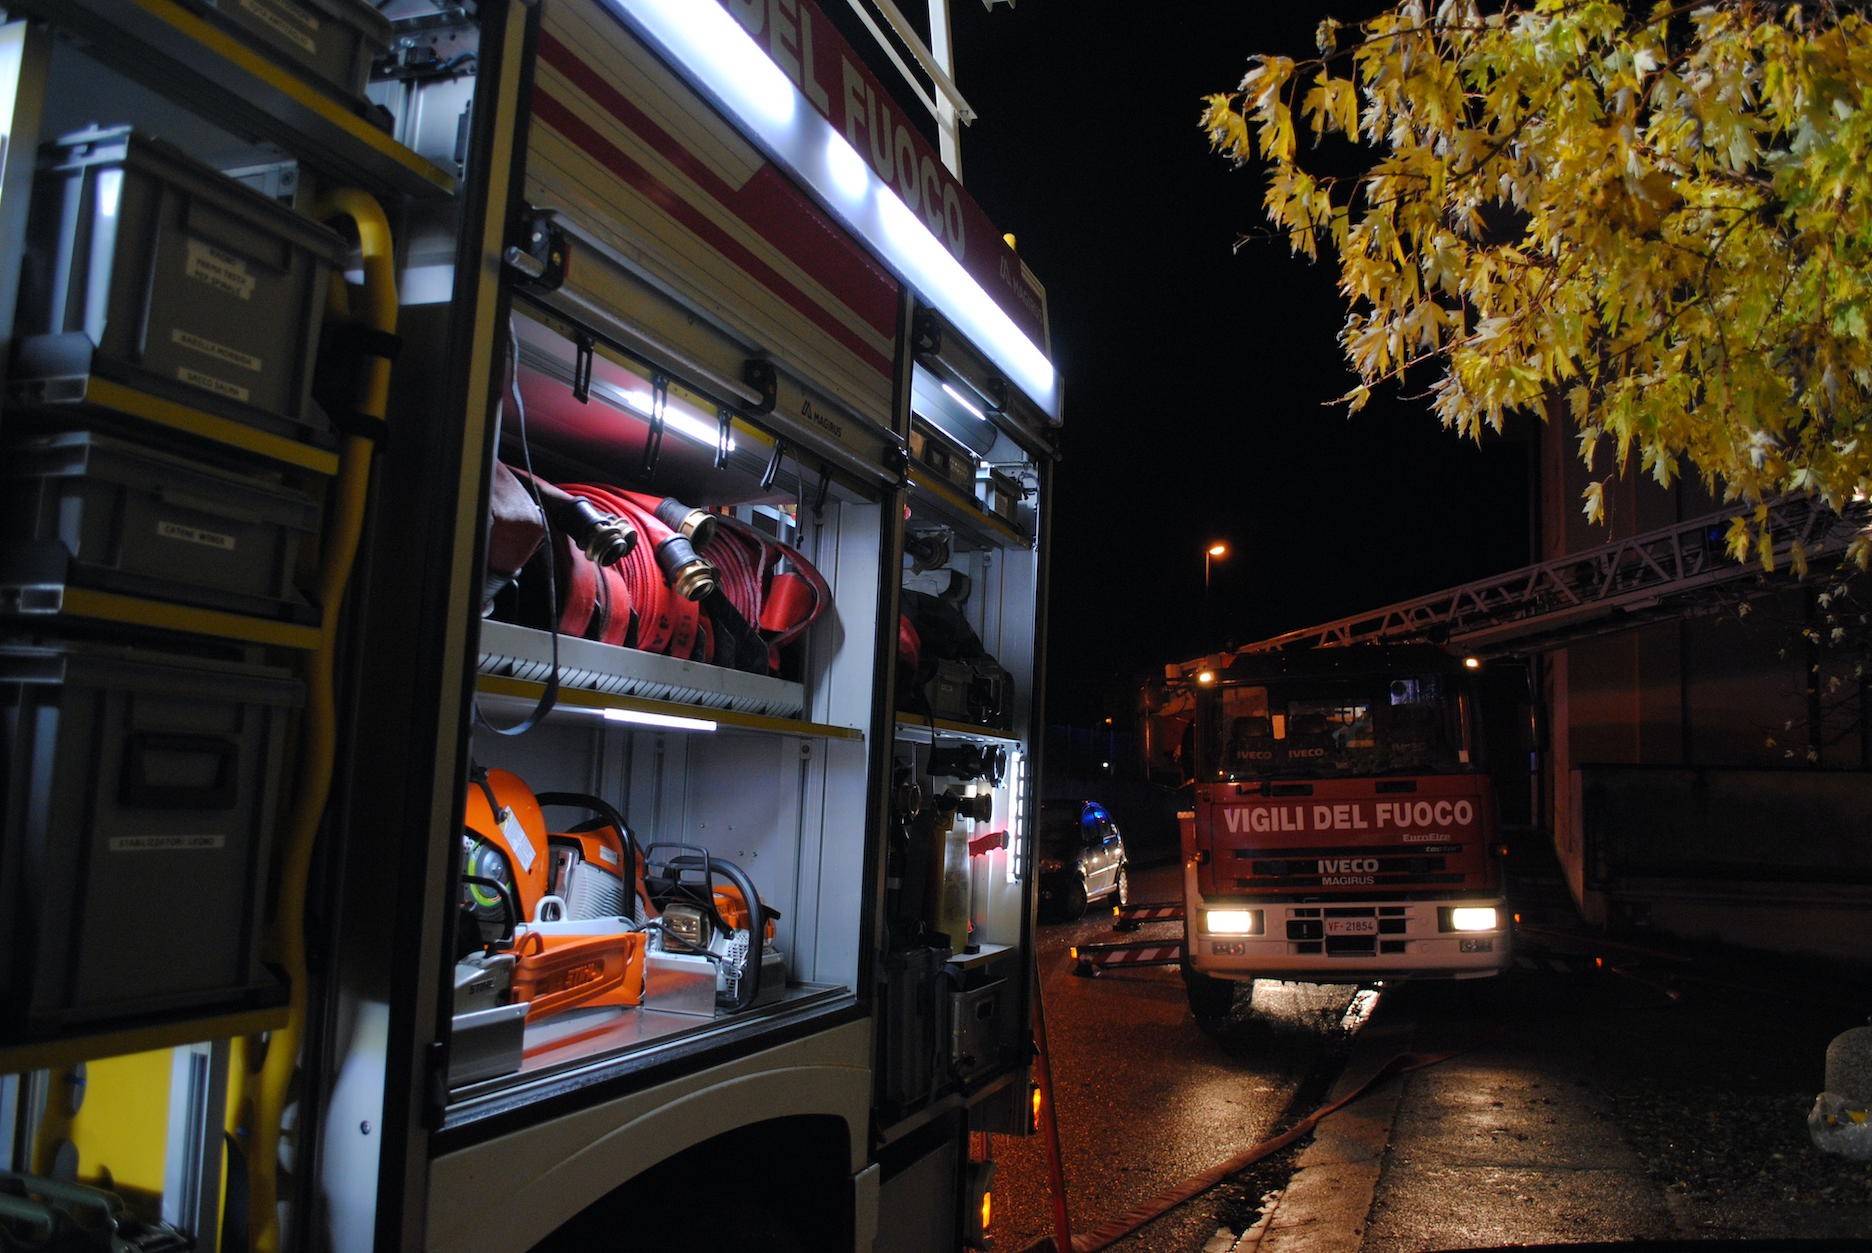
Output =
[
  {"x1": 172, "y1": 328, "x2": 262, "y2": 373},
  {"x1": 177, "y1": 366, "x2": 253, "y2": 403},
  {"x1": 109, "y1": 835, "x2": 228, "y2": 853},
  {"x1": 158, "y1": 520, "x2": 237, "y2": 552},
  {"x1": 238, "y1": 0, "x2": 320, "y2": 53},
  {"x1": 185, "y1": 240, "x2": 258, "y2": 300}
]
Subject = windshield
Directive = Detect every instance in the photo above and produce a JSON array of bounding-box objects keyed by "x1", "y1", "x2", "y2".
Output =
[{"x1": 1196, "y1": 671, "x2": 1468, "y2": 780}]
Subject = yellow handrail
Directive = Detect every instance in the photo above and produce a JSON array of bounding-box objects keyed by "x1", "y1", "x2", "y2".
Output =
[{"x1": 235, "y1": 187, "x2": 396, "y2": 1253}]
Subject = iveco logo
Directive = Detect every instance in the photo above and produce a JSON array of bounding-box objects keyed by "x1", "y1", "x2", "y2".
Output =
[{"x1": 1317, "y1": 858, "x2": 1379, "y2": 874}]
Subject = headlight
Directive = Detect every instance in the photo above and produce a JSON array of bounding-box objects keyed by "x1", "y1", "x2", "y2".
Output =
[
  {"x1": 1445, "y1": 907, "x2": 1498, "y2": 932},
  {"x1": 1203, "y1": 909, "x2": 1262, "y2": 935}
]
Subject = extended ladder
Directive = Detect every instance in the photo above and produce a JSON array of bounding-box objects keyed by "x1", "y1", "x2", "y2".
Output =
[{"x1": 1181, "y1": 495, "x2": 1864, "y2": 663}]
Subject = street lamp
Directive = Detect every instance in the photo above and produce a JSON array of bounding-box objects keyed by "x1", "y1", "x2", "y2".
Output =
[{"x1": 1203, "y1": 542, "x2": 1228, "y2": 644}]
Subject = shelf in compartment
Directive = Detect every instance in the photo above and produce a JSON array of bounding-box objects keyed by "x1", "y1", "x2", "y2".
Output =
[
  {"x1": 0, "y1": 585, "x2": 323, "y2": 650},
  {"x1": 475, "y1": 619, "x2": 860, "y2": 738},
  {"x1": 441, "y1": 981, "x2": 853, "y2": 1126},
  {"x1": 907, "y1": 466, "x2": 1029, "y2": 548},
  {"x1": 6, "y1": 376, "x2": 344, "y2": 476},
  {"x1": 24, "y1": 0, "x2": 456, "y2": 200},
  {"x1": 947, "y1": 942, "x2": 1013, "y2": 972},
  {"x1": 0, "y1": 999, "x2": 288, "y2": 1075},
  {"x1": 894, "y1": 713, "x2": 1020, "y2": 745}
]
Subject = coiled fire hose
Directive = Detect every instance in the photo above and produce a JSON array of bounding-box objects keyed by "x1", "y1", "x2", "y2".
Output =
[
  {"x1": 232, "y1": 188, "x2": 395, "y2": 1253},
  {"x1": 560, "y1": 484, "x2": 716, "y2": 657},
  {"x1": 708, "y1": 513, "x2": 831, "y2": 670},
  {"x1": 517, "y1": 479, "x2": 828, "y2": 672}
]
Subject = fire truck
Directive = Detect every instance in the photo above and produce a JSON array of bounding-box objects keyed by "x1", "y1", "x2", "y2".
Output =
[
  {"x1": 0, "y1": 0, "x2": 1058, "y2": 1249},
  {"x1": 1156, "y1": 644, "x2": 1512, "y2": 1019}
]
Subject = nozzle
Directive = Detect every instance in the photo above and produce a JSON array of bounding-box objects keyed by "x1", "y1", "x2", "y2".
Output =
[
  {"x1": 939, "y1": 789, "x2": 993, "y2": 824},
  {"x1": 928, "y1": 744, "x2": 1008, "y2": 784}
]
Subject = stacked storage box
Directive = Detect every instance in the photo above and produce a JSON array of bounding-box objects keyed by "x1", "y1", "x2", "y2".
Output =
[
  {"x1": 974, "y1": 467, "x2": 1022, "y2": 528},
  {"x1": 10, "y1": 125, "x2": 344, "y2": 445},
  {"x1": 191, "y1": 0, "x2": 393, "y2": 121},
  {"x1": 0, "y1": 641, "x2": 300, "y2": 1035},
  {"x1": 908, "y1": 418, "x2": 977, "y2": 496},
  {"x1": 1, "y1": 125, "x2": 340, "y2": 1041},
  {"x1": 3, "y1": 429, "x2": 322, "y2": 622}
]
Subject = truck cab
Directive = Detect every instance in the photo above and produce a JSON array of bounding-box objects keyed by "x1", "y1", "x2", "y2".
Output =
[{"x1": 1169, "y1": 645, "x2": 1512, "y2": 1017}]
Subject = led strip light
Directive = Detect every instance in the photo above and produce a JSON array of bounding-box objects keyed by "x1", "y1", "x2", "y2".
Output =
[{"x1": 602, "y1": 0, "x2": 1061, "y2": 421}]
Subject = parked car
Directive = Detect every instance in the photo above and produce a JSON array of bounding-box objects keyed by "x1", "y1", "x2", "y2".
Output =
[{"x1": 1037, "y1": 799, "x2": 1128, "y2": 921}]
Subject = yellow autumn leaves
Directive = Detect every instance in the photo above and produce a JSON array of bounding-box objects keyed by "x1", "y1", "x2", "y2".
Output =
[{"x1": 1206, "y1": 0, "x2": 1872, "y2": 567}]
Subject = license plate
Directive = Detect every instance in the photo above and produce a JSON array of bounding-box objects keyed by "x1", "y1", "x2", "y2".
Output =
[{"x1": 1325, "y1": 918, "x2": 1378, "y2": 936}]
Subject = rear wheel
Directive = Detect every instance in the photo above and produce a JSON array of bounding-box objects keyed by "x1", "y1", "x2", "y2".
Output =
[
  {"x1": 1113, "y1": 865, "x2": 1130, "y2": 908},
  {"x1": 1057, "y1": 874, "x2": 1089, "y2": 921}
]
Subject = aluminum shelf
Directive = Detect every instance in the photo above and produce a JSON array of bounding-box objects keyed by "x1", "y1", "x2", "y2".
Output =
[{"x1": 476, "y1": 618, "x2": 860, "y2": 737}]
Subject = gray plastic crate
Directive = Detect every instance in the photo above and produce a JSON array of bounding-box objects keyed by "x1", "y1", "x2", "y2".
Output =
[
  {"x1": 2, "y1": 429, "x2": 322, "y2": 621},
  {"x1": 0, "y1": 640, "x2": 300, "y2": 1037},
  {"x1": 11, "y1": 126, "x2": 344, "y2": 446},
  {"x1": 194, "y1": 0, "x2": 392, "y2": 115}
]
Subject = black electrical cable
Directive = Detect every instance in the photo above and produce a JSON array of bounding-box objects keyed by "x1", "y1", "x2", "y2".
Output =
[
  {"x1": 642, "y1": 842, "x2": 772, "y2": 1010},
  {"x1": 641, "y1": 921, "x2": 721, "y2": 961},
  {"x1": 460, "y1": 873, "x2": 520, "y2": 946}
]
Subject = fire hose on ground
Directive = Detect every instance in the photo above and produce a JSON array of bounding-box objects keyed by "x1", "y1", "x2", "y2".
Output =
[{"x1": 1021, "y1": 998, "x2": 1473, "y2": 1253}]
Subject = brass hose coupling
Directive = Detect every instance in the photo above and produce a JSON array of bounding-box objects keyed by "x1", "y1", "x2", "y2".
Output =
[
  {"x1": 571, "y1": 499, "x2": 637, "y2": 566},
  {"x1": 652, "y1": 496, "x2": 718, "y2": 548},
  {"x1": 654, "y1": 534, "x2": 719, "y2": 601}
]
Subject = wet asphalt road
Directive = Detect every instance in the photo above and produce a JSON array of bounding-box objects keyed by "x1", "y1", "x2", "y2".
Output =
[{"x1": 995, "y1": 861, "x2": 1367, "y2": 1253}]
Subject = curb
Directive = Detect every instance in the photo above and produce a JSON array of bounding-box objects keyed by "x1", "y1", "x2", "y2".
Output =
[{"x1": 1234, "y1": 1013, "x2": 1417, "y2": 1252}]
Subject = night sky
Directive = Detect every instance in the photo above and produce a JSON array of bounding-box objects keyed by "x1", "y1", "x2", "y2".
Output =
[{"x1": 935, "y1": 4, "x2": 1534, "y2": 723}]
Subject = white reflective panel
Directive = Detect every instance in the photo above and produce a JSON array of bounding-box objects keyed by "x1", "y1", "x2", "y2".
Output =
[
  {"x1": 606, "y1": 0, "x2": 1060, "y2": 420},
  {"x1": 625, "y1": 0, "x2": 797, "y2": 129},
  {"x1": 824, "y1": 130, "x2": 871, "y2": 201}
]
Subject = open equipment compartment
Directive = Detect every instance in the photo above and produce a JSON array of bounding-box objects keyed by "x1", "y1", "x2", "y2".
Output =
[
  {"x1": 447, "y1": 297, "x2": 885, "y2": 1103},
  {"x1": 876, "y1": 301, "x2": 1056, "y2": 1132},
  {"x1": 0, "y1": 0, "x2": 1065, "y2": 1246}
]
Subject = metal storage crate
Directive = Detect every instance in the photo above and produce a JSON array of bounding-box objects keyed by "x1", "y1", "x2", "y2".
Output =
[
  {"x1": 2, "y1": 429, "x2": 322, "y2": 621},
  {"x1": 909, "y1": 419, "x2": 976, "y2": 493},
  {"x1": 975, "y1": 467, "x2": 1022, "y2": 527},
  {"x1": 878, "y1": 944, "x2": 952, "y2": 1112},
  {"x1": 11, "y1": 126, "x2": 344, "y2": 446},
  {"x1": 0, "y1": 640, "x2": 300, "y2": 1038},
  {"x1": 192, "y1": 0, "x2": 393, "y2": 115}
]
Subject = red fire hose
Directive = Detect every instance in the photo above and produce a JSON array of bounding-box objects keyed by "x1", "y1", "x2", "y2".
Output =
[
  {"x1": 560, "y1": 484, "x2": 713, "y2": 658},
  {"x1": 531, "y1": 481, "x2": 830, "y2": 673}
]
